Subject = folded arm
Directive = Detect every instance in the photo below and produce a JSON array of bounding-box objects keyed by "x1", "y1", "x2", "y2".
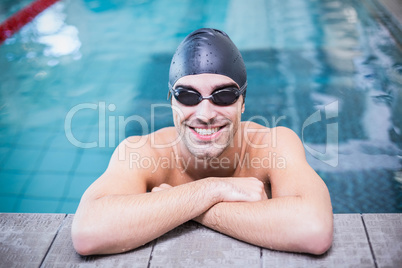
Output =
[
  {"x1": 72, "y1": 178, "x2": 214, "y2": 255},
  {"x1": 156, "y1": 173, "x2": 332, "y2": 255},
  {"x1": 71, "y1": 139, "x2": 267, "y2": 256},
  {"x1": 193, "y1": 174, "x2": 333, "y2": 255},
  {"x1": 72, "y1": 177, "x2": 266, "y2": 256},
  {"x1": 193, "y1": 128, "x2": 333, "y2": 255}
]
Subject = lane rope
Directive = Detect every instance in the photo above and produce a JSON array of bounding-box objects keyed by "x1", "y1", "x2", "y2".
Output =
[{"x1": 0, "y1": 0, "x2": 59, "y2": 44}]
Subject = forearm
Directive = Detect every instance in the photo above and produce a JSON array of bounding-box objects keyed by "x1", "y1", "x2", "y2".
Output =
[
  {"x1": 72, "y1": 180, "x2": 218, "y2": 255},
  {"x1": 194, "y1": 196, "x2": 333, "y2": 254}
]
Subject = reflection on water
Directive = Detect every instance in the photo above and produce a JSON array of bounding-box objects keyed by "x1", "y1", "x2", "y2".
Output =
[
  {"x1": 0, "y1": 0, "x2": 401, "y2": 213},
  {"x1": 0, "y1": 1, "x2": 82, "y2": 130},
  {"x1": 35, "y1": 3, "x2": 81, "y2": 62},
  {"x1": 4, "y1": 2, "x2": 81, "y2": 64}
]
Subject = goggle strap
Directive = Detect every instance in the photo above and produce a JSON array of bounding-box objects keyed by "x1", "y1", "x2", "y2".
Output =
[
  {"x1": 167, "y1": 82, "x2": 173, "y2": 100},
  {"x1": 239, "y1": 81, "x2": 247, "y2": 95}
]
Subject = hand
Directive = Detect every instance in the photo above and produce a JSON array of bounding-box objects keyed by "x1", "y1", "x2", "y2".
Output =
[
  {"x1": 209, "y1": 177, "x2": 268, "y2": 203},
  {"x1": 151, "y1": 183, "x2": 173, "y2": 192}
]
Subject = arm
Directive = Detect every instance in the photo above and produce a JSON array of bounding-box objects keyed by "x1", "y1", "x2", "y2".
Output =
[
  {"x1": 193, "y1": 128, "x2": 333, "y2": 255},
  {"x1": 71, "y1": 139, "x2": 266, "y2": 256}
]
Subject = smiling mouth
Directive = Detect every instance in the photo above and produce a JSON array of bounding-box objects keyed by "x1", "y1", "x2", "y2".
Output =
[{"x1": 190, "y1": 126, "x2": 224, "y2": 136}]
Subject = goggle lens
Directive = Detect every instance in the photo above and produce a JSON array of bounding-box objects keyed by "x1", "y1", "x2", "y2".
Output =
[{"x1": 172, "y1": 87, "x2": 241, "y2": 106}]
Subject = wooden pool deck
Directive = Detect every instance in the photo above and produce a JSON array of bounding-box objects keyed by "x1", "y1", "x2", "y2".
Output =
[{"x1": 0, "y1": 213, "x2": 401, "y2": 267}]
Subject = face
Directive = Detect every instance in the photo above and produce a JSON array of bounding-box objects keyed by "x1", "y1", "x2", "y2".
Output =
[{"x1": 171, "y1": 73, "x2": 245, "y2": 159}]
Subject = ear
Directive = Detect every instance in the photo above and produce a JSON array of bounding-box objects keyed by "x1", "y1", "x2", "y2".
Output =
[{"x1": 241, "y1": 102, "x2": 245, "y2": 113}]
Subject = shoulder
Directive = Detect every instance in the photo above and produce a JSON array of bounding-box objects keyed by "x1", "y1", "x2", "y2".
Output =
[
  {"x1": 241, "y1": 122, "x2": 301, "y2": 148},
  {"x1": 273, "y1": 126, "x2": 302, "y2": 146},
  {"x1": 267, "y1": 127, "x2": 307, "y2": 170},
  {"x1": 122, "y1": 127, "x2": 177, "y2": 154},
  {"x1": 241, "y1": 123, "x2": 306, "y2": 161},
  {"x1": 240, "y1": 121, "x2": 270, "y2": 146},
  {"x1": 109, "y1": 127, "x2": 177, "y2": 169},
  {"x1": 242, "y1": 121, "x2": 298, "y2": 137},
  {"x1": 107, "y1": 127, "x2": 177, "y2": 187},
  {"x1": 268, "y1": 126, "x2": 305, "y2": 158}
]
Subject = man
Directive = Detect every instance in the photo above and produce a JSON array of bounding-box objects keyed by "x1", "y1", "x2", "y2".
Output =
[{"x1": 71, "y1": 28, "x2": 333, "y2": 256}]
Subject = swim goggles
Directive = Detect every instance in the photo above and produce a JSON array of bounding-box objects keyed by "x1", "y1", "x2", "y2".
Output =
[{"x1": 168, "y1": 82, "x2": 247, "y2": 106}]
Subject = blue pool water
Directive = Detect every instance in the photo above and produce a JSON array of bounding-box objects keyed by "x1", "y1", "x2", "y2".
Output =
[{"x1": 0, "y1": 0, "x2": 401, "y2": 213}]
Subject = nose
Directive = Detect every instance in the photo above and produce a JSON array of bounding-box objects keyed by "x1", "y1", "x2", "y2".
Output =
[{"x1": 195, "y1": 99, "x2": 217, "y2": 122}]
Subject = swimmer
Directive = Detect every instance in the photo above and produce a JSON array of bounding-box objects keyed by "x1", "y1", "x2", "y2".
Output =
[{"x1": 71, "y1": 28, "x2": 333, "y2": 256}]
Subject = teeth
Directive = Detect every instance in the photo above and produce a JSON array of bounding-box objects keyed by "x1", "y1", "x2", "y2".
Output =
[{"x1": 194, "y1": 127, "x2": 219, "y2": 136}]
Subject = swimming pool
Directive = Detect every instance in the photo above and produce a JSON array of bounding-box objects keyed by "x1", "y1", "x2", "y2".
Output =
[{"x1": 0, "y1": 0, "x2": 401, "y2": 213}]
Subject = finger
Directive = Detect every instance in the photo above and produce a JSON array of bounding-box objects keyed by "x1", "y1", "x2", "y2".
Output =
[
  {"x1": 261, "y1": 182, "x2": 269, "y2": 200},
  {"x1": 159, "y1": 183, "x2": 173, "y2": 189},
  {"x1": 261, "y1": 189, "x2": 269, "y2": 200},
  {"x1": 151, "y1": 187, "x2": 163, "y2": 192}
]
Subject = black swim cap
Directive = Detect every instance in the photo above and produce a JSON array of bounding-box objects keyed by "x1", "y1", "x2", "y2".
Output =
[{"x1": 169, "y1": 28, "x2": 247, "y2": 97}]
